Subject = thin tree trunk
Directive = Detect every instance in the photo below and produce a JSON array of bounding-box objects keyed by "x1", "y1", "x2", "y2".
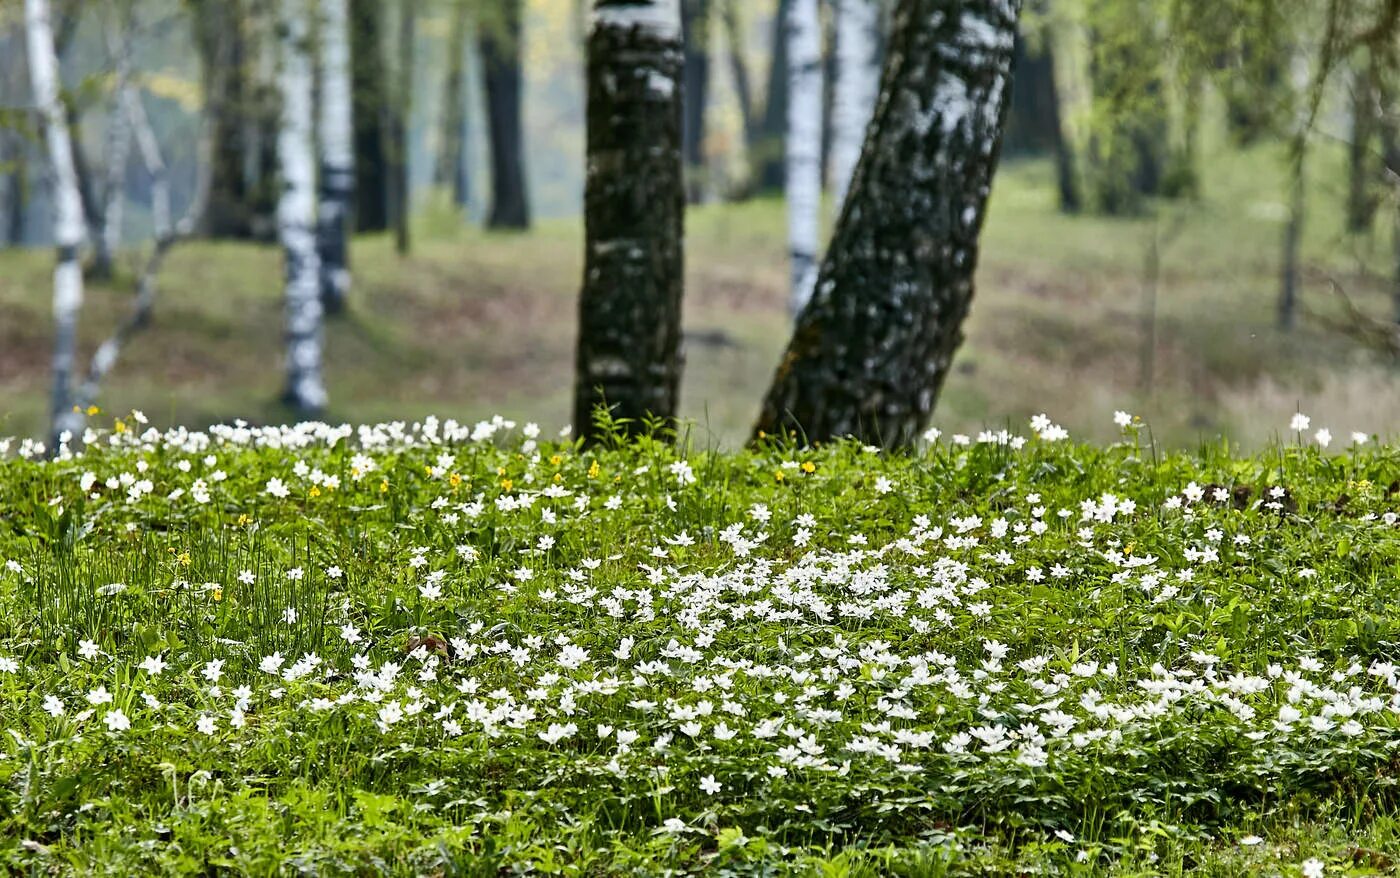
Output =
[
  {"x1": 785, "y1": 0, "x2": 823, "y2": 315},
  {"x1": 1278, "y1": 153, "x2": 1305, "y2": 331},
  {"x1": 436, "y1": 0, "x2": 470, "y2": 205},
  {"x1": 755, "y1": 0, "x2": 1022, "y2": 447},
  {"x1": 720, "y1": 0, "x2": 758, "y2": 161},
  {"x1": 830, "y1": 0, "x2": 881, "y2": 211},
  {"x1": 26, "y1": 0, "x2": 88, "y2": 447},
  {"x1": 94, "y1": 6, "x2": 135, "y2": 280},
  {"x1": 755, "y1": 0, "x2": 792, "y2": 191},
  {"x1": 349, "y1": 0, "x2": 390, "y2": 231},
  {"x1": 389, "y1": 0, "x2": 415, "y2": 256},
  {"x1": 1045, "y1": 27, "x2": 1080, "y2": 212},
  {"x1": 318, "y1": 0, "x2": 355, "y2": 312},
  {"x1": 574, "y1": 0, "x2": 685, "y2": 441},
  {"x1": 278, "y1": 0, "x2": 328, "y2": 414},
  {"x1": 482, "y1": 0, "x2": 530, "y2": 229},
  {"x1": 1348, "y1": 63, "x2": 1378, "y2": 233},
  {"x1": 681, "y1": 0, "x2": 711, "y2": 202}
]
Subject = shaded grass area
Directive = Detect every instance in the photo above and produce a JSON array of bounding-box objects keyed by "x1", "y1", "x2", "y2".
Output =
[{"x1": 2, "y1": 142, "x2": 1399, "y2": 447}]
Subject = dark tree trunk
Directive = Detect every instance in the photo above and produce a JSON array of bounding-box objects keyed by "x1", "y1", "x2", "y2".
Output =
[
  {"x1": 754, "y1": 0, "x2": 1022, "y2": 448},
  {"x1": 349, "y1": 0, "x2": 390, "y2": 232},
  {"x1": 1278, "y1": 153, "x2": 1304, "y2": 331},
  {"x1": 1348, "y1": 63, "x2": 1378, "y2": 234},
  {"x1": 192, "y1": 0, "x2": 278, "y2": 240},
  {"x1": 1086, "y1": 0, "x2": 1168, "y2": 215},
  {"x1": 721, "y1": 0, "x2": 759, "y2": 167},
  {"x1": 755, "y1": 0, "x2": 792, "y2": 192},
  {"x1": 389, "y1": 0, "x2": 415, "y2": 255},
  {"x1": 436, "y1": 0, "x2": 471, "y2": 207},
  {"x1": 481, "y1": 0, "x2": 530, "y2": 229},
  {"x1": 682, "y1": 0, "x2": 712, "y2": 202},
  {"x1": 574, "y1": 1, "x2": 685, "y2": 441},
  {"x1": 1003, "y1": 34, "x2": 1057, "y2": 155}
]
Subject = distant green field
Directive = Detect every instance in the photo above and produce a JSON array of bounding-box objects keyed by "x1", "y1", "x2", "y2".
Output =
[
  {"x1": 2, "y1": 142, "x2": 1398, "y2": 449},
  {"x1": 2, "y1": 418, "x2": 1400, "y2": 873}
]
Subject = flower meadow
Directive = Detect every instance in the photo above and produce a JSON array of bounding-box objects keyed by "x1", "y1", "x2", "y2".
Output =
[{"x1": 2, "y1": 413, "x2": 1400, "y2": 875}]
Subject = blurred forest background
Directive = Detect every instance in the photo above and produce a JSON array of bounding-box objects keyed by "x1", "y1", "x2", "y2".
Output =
[{"x1": 3, "y1": 0, "x2": 1400, "y2": 449}]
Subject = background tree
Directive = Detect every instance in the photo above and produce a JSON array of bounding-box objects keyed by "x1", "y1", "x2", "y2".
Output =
[
  {"x1": 277, "y1": 0, "x2": 328, "y2": 413},
  {"x1": 681, "y1": 0, "x2": 711, "y2": 202},
  {"x1": 574, "y1": 0, "x2": 685, "y2": 440},
  {"x1": 829, "y1": 0, "x2": 882, "y2": 210},
  {"x1": 317, "y1": 0, "x2": 355, "y2": 312},
  {"x1": 349, "y1": 0, "x2": 390, "y2": 232},
  {"x1": 436, "y1": 0, "x2": 473, "y2": 209},
  {"x1": 25, "y1": 0, "x2": 88, "y2": 445},
  {"x1": 785, "y1": 0, "x2": 823, "y2": 315},
  {"x1": 482, "y1": 0, "x2": 531, "y2": 229},
  {"x1": 756, "y1": 0, "x2": 1022, "y2": 447}
]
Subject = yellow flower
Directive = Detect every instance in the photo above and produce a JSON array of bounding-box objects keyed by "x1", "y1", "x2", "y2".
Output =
[
  {"x1": 497, "y1": 466, "x2": 507, "y2": 476},
  {"x1": 801, "y1": 461, "x2": 816, "y2": 474},
  {"x1": 550, "y1": 454, "x2": 563, "y2": 466},
  {"x1": 212, "y1": 587, "x2": 223, "y2": 602},
  {"x1": 379, "y1": 480, "x2": 389, "y2": 493},
  {"x1": 587, "y1": 460, "x2": 600, "y2": 479},
  {"x1": 236, "y1": 513, "x2": 251, "y2": 527},
  {"x1": 424, "y1": 465, "x2": 434, "y2": 477},
  {"x1": 553, "y1": 473, "x2": 563, "y2": 482},
  {"x1": 177, "y1": 552, "x2": 192, "y2": 567},
  {"x1": 114, "y1": 419, "x2": 127, "y2": 434},
  {"x1": 309, "y1": 486, "x2": 322, "y2": 498},
  {"x1": 501, "y1": 478, "x2": 514, "y2": 492},
  {"x1": 86, "y1": 405, "x2": 100, "y2": 416},
  {"x1": 449, "y1": 473, "x2": 463, "y2": 488},
  {"x1": 774, "y1": 470, "x2": 785, "y2": 483}
]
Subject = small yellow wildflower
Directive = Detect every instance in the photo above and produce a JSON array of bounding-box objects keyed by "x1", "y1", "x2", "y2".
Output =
[
  {"x1": 309, "y1": 486, "x2": 322, "y2": 498},
  {"x1": 550, "y1": 454, "x2": 563, "y2": 466},
  {"x1": 501, "y1": 478, "x2": 514, "y2": 492},
  {"x1": 801, "y1": 461, "x2": 816, "y2": 474},
  {"x1": 587, "y1": 460, "x2": 600, "y2": 479},
  {"x1": 212, "y1": 587, "x2": 223, "y2": 602},
  {"x1": 379, "y1": 480, "x2": 389, "y2": 493},
  {"x1": 774, "y1": 470, "x2": 785, "y2": 483},
  {"x1": 449, "y1": 473, "x2": 463, "y2": 488}
]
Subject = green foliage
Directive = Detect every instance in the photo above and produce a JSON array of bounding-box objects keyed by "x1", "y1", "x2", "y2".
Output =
[{"x1": 0, "y1": 414, "x2": 1398, "y2": 872}]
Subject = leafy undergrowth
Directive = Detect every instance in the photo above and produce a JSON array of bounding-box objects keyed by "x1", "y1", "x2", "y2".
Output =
[{"x1": 1, "y1": 412, "x2": 1399, "y2": 875}]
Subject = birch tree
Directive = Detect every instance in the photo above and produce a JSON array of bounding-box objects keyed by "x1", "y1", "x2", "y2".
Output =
[
  {"x1": 785, "y1": 0, "x2": 823, "y2": 314},
  {"x1": 317, "y1": 0, "x2": 354, "y2": 312},
  {"x1": 573, "y1": 0, "x2": 685, "y2": 441},
  {"x1": 830, "y1": 0, "x2": 882, "y2": 211},
  {"x1": 25, "y1": 0, "x2": 87, "y2": 446},
  {"x1": 94, "y1": 3, "x2": 135, "y2": 279},
  {"x1": 277, "y1": 0, "x2": 328, "y2": 413},
  {"x1": 755, "y1": 0, "x2": 1022, "y2": 447}
]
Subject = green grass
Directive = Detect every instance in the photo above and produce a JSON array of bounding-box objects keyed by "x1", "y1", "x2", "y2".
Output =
[
  {"x1": 1, "y1": 414, "x2": 1400, "y2": 873},
  {"x1": 3, "y1": 137, "x2": 1400, "y2": 450}
]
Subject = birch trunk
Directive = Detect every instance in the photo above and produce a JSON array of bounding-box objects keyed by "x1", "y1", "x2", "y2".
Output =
[
  {"x1": 755, "y1": 0, "x2": 1022, "y2": 447},
  {"x1": 277, "y1": 0, "x2": 328, "y2": 413},
  {"x1": 94, "y1": 7, "x2": 135, "y2": 279},
  {"x1": 573, "y1": 0, "x2": 685, "y2": 441},
  {"x1": 318, "y1": 0, "x2": 354, "y2": 312},
  {"x1": 830, "y1": 0, "x2": 881, "y2": 211},
  {"x1": 26, "y1": 0, "x2": 88, "y2": 446},
  {"x1": 784, "y1": 0, "x2": 823, "y2": 315}
]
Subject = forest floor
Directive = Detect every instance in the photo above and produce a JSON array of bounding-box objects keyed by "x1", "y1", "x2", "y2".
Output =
[{"x1": 2, "y1": 145, "x2": 1400, "y2": 448}]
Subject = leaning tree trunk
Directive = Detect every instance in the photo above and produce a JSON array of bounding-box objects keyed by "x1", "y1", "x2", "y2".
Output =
[
  {"x1": 26, "y1": 0, "x2": 88, "y2": 447},
  {"x1": 785, "y1": 0, "x2": 823, "y2": 315},
  {"x1": 681, "y1": 0, "x2": 711, "y2": 202},
  {"x1": 277, "y1": 0, "x2": 328, "y2": 414},
  {"x1": 481, "y1": 0, "x2": 530, "y2": 229},
  {"x1": 349, "y1": 0, "x2": 390, "y2": 232},
  {"x1": 573, "y1": 0, "x2": 685, "y2": 441},
  {"x1": 830, "y1": 0, "x2": 881, "y2": 211},
  {"x1": 318, "y1": 0, "x2": 355, "y2": 312},
  {"x1": 755, "y1": 0, "x2": 1022, "y2": 448}
]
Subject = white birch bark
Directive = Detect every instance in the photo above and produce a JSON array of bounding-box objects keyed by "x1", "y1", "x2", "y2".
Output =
[
  {"x1": 785, "y1": 0, "x2": 823, "y2": 315},
  {"x1": 830, "y1": 0, "x2": 880, "y2": 211},
  {"x1": 26, "y1": 0, "x2": 87, "y2": 446},
  {"x1": 317, "y1": 0, "x2": 354, "y2": 311},
  {"x1": 95, "y1": 7, "x2": 135, "y2": 277},
  {"x1": 278, "y1": 0, "x2": 328, "y2": 413}
]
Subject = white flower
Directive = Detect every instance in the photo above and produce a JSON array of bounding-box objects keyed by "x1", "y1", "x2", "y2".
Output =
[
  {"x1": 259, "y1": 653, "x2": 285, "y2": 675},
  {"x1": 669, "y1": 460, "x2": 696, "y2": 486},
  {"x1": 1289, "y1": 413, "x2": 1310, "y2": 432},
  {"x1": 699, "y1": 774, "x2": 722, "y2": 795},
  {"x1": 874, "y1": 476, "x2": 894, "y2": 495},
  {"x1": 104, "y1": 709, "x2": 131, "y2": 732},
  {"x1": 1301, "y1": 858, "x2": 1325, "y2": 878},
  {"x1": 87, "y1": 686, "x2": 113, "y2": 706},
  {"x1": 42, "y1": 695, "x2": 65, "y2": 717},
  {"x1": 266, "y1": 478, "x2": 290, "y2": 498},
  {"x1": 139, "y1": 655, "x2": 166, "y2": 676},
  {"x1": 1351, "y1": 431, "x2": 1369, "y2": 445},
  {"x1": 1239, "y1": 835, "x2": 1262, "y2": 846},
  {"x1": 196, "y1": 714, "x2": 218, "y2": 736},
  {"x1": 1113, "y1": 410, "x2": 1133, "y2": 427},
  {"x1": 1314, "y1": 428, "x2": 1331, "y2": 448},
  {"x1": 78, "y1": 639, "x2": 100, "y2": 660}
]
